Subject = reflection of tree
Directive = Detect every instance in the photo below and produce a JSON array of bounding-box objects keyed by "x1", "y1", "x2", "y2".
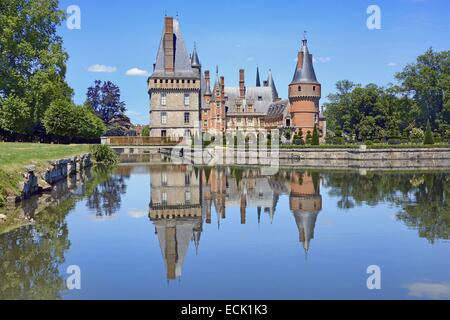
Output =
[
  {"x1": 0, "y1": 198, "x2": 74, "y2": 300},
  {"x1": 85, "y1": 166, "x2": 129, "y2": 217},
  {"x1": 398, "y1": 174, "x2": 450, "y2": 243},
  {"x1": 323, "y1": 171, "x2": 450, "y2": 242}
]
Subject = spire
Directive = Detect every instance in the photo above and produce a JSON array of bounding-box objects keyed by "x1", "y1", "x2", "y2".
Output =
[
  {"x1": 256, "y1": 66, "x2": 261, "y2": 87},
  {"x1": 152, "y1": 16, "x2": 196, "y2": 77},
  {"x1": 267, "y1": 69, "x2": 279, "y2": 101},
  {"x1": 191, "y1": 42, "x2": 201, "y2": 68},
  {"x1": 291, "y1": 35, "x2": 319, "y2": 85}
]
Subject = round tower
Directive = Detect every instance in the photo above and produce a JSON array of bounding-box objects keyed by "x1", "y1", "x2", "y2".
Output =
[{"x1": 288, "y1": 36, "x2": 321, "y2": 138}]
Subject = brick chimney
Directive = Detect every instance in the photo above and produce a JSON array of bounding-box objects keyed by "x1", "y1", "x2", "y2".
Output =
[
  {"x1": 205, "y1": 70, "x2": 211, "y2": 92},
  {"x1": 239, "y1": 69, "x2": 246, "y2": 99},
  {"x1": 297, "y1": 50, "x2": 304, "y2": 70},
  {"x1": 163, "y1": 17, "x2": 174, "y2": 73},
  {"x1": 220, "y1": 76, "x2": 225, "y2": 96}
]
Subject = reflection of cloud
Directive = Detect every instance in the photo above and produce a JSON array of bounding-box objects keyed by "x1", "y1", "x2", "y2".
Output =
[
  {"x1": 128, "y1": 209, "x2": 147, "y2": 219},
  {"x1": 406, "y1": 282, "x2": 450, "y2": 299},
  {"x1": 87, "y1": 64, "x2": 117, "y2": 73}
]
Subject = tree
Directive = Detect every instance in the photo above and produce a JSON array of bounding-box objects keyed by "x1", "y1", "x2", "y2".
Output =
[
  {"x1": 43, "y1": 100, "x2": 105, "y2": 140},
  {"x1": 141, "y1": 125, "x2": 151, "y2": 137},
  {"x1": 0, "y1": 0, "x2": 73, "y2": 136},
  {"x1": 424, "y1": 120, "x2": 435, "y2": 145},
  {"x1": 0, "y1": 95, "x2": 31, "y2": 134},
  {"x1": 312, "y1": 124, "x2": 320, "y2": 145},
  {"x1": 396, "y1": 48, "x2": 450, "y2": 132},
  {"x1": 43, "y1": 100, "x2": 79, "y2": 138},
  {"x1": 86, "y1": 80, "x2": 126, "y2": 126}
]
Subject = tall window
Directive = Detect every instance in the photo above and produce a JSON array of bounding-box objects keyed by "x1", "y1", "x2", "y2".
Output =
[
  {"x1": 185, "y1": 191, "x2": 191, "y2": 204},
  {"x1": 161, "y1": 93, "x2": 167, "y2": 106},
  {"x1": 184, "y1": 112, "x2": 190, "y2": 124},
  {"x1": 184, "y1": 94, "x2": 190, "y2": 106},
  {"x1": 161, "y1": 173, "x2": 168, "y2": 186},
  {"x1": 185, "y1": 173, "x2": 191, "y2": 186},
  {"x1": 161, "y1": 130, "x2": 167, "y2": 137},
  {"x1": 161, "y1": 112, "x2": 167, "y2": 125},
  {"x1": 162, "y1": 192, "x2": 168, "y2": 206}
]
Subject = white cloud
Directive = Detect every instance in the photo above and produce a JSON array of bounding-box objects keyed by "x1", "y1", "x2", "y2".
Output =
[
  {"x1": 405, "y1": 282, "x2": 450, "y2": 299},
  {"x1": 313, "y1": 57, "x2": 332, "y2": 64},
  {"x1": 87, "y1": 64, "x2": 117, "y2": 73},
  {"x1": 126, "y1": 110, "x2": 146, "y2": 119},
  {"x1": 125, "y1": 68, "x2": 149, "y2": 76},
  {"x1": 387, "y1": 62, "x2": 398, "y2": 67}
]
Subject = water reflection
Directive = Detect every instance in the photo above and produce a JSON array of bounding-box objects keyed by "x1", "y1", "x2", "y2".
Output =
[
  {"x1": 149, "y1": 165, "x2": 324, "y2": 280},
  {"x1": 1, "y1": 163, "x2": 450, "y2": 298},
  {"x1": 323, "y1": 171, "x2": 450, "y2": 243}
]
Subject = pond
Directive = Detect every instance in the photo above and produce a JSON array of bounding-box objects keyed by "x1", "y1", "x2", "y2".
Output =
[{"x1": 1, "y1": 162, "x2": 450, "y2": 300}]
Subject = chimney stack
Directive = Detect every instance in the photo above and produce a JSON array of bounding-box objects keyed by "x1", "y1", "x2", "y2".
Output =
[
  {"x1": 163, "y1": 17, "x2": 174, "y2": 73},
  {"x1": 220, "y1": 76, "x2": 225, "y2": 96},
  {"x1": 205, "y1": 70, "x2": 210, "y2": 90},
  {"x1": 239, "y1": 69, "x2": 246, "y2": 99}
]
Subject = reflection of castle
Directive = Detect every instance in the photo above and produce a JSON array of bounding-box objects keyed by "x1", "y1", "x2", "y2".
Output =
[
  {"x1": 149, "y1": 165, "x2": 203, "y2": 280},
  {"x1": 149, "y1": 166, "x2": 322, "y2": 280},
  {"x1": 289, "y1": 172, "x2": 322, "y2": 255}
]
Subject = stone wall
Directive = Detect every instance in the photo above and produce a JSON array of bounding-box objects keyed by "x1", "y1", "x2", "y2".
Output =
[
  {"x1": 181, "y1": 147, "x2": 450, "y2": 169},
  {"x1": 10, "y1": 153, "x2": 92, "y2": 204}
]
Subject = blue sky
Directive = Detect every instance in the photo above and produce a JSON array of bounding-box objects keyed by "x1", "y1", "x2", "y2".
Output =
[{"x1": 58, "y1": 0, "x2": 449, "y2": 125}]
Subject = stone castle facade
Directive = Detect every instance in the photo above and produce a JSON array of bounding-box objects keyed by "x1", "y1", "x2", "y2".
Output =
[{"x1": 148, "y1": 16, "x2": 326, "y2": 142}]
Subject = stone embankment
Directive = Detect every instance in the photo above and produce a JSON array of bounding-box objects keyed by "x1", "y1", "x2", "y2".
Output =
[{"x1": 9, "y1": 153, "x2": 92, "y2": 204}]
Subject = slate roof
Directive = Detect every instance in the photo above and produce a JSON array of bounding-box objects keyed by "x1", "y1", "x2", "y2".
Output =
[
  {"x1": 291, "y1": 39, "x2": 319, "y2": 85},
  {"x1": 225, "y1": 86, "x2": 276, "y2": 114},
  {"x1": 152, "y1": 19, "x2": 198, "y2": 78}
]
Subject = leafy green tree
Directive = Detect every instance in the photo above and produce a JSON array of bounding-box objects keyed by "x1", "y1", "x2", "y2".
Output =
[
  {"x1": 424, "y1": 120, "x2": 435, "y2": 145},
  {"x1": 0, "y1": 95, "x2": 31, "y2": 134},
  {"x1": 396, "y1": 48, "x2": 450, "y2": 132},
  {"x1": 0, "y1": 0, "x2": 73, "y2": 136},
  {"x1": 43, "y1": 100, "x2": 105, "y2": 139},
  {"x1": 43, "y1": 100, "x2": 79, "y2": 137}
]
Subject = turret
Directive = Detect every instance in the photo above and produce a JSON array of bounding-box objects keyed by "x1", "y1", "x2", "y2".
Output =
[{"x1": 288, "y1": 35, "x2": 321, "y2": 138}]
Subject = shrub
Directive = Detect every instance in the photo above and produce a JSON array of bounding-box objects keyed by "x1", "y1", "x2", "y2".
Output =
[
  {"x1": 365, "y1": 140, "x2": 373, "y2": 146},
  {"x1": 388, "y1": 138, "x2": 402, "y2": 145},
  {"x1": 89, "y1": 144, "x2": 118, "y2": 165},
  {"x1": 424, "y1": 120, "x2": 434, "y2": 145},
  {"x1": 312, "y1": 125, "x2": 320, "y2": 145},
  {"x1": 410, "y1": 128, "x2": 425, "y2": 143},
  {"x1": 306, "y1": 131, "x2": 312, "y2": 144},
  {"x1": 433, "y1": 133, "x2": 442, "y2": 143},
  {"x1": 141, "y1": 125, "x2": 150, "y2": 137}
]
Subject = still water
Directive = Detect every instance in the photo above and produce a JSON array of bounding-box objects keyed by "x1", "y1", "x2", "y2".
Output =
[{"x1": 1, "y1": 163, "x2": 450, "y2": 300}]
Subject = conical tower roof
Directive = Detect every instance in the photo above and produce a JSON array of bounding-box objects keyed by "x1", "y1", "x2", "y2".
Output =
[
  {"x1": 291, "y1": 38, "x2": 319, "y2": 85},
  {"x1": 267, "y1": 69, "x2": 279, "y2": 101},
  {"x1": 191, "y1": 43, "x2": 201, "y2": 68},
  {"x1": 256, "y1": 66, "x2": 261, "y2": 87}
]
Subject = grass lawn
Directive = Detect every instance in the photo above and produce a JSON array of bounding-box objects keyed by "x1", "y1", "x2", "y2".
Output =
[{"x1": 0, "y1": 142, "x2": 91, "y2": 206}]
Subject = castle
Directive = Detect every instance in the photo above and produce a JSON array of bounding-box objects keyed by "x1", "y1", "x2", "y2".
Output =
[{"x1": 148, "y1": 16, "x2": 326, "y2": 142}]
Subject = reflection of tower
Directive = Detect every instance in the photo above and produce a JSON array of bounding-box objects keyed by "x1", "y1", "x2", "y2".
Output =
[
  {"x1": 149, "y1": 165, "x2": 203, "y2": 281},
  {"x1": 289, "y1": 171, "x2": 322, "y2": 255}
]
